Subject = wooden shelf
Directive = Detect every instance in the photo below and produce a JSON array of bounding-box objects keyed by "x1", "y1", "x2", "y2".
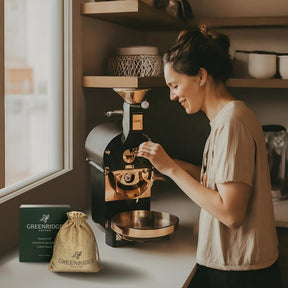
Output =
[
  {"x1": 83, "y1": 76, "x2": 288, "y2": 89},
  {"x1": 81, "y1": 1, "x2": 288, "y2": 30},
  {"x1": 81, "y1": 2, "x2": 288, "y2": 90},
  {"x1": 81, "y1": 1, "x2": 185, "y2": 31},
  {"x1": 227, "y1": 78, "x2": 288, "y2": 88},
  {"x1": 82, "y1": 76, "x2": 166, "y2": 88}
]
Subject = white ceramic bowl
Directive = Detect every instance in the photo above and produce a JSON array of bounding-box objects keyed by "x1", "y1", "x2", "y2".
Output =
[
  {"x1": 278, "y1": 55, "x2": 288, "y2": 79},
  {"x1": 248, "y1": 53, "x2": 277, "y2": 79}
]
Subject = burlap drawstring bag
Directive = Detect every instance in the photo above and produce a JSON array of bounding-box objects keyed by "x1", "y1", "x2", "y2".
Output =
[{"x1": 48, "y1": 211, "x2": 102, "y2": 272}]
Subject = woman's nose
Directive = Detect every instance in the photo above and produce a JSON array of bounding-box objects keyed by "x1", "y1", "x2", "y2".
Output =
[{"x1": 170, "y1": 91, "x2": 178, "y2": 101}]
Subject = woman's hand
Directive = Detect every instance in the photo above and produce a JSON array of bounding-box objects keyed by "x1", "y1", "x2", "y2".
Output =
[{"x1": 137, "y1": 141, "x2": 177, "y2": 177}]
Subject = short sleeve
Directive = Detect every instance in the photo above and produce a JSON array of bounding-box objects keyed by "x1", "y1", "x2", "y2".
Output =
[{"x1": 213, "y1": 119, "x2": 255, "y2": 186}]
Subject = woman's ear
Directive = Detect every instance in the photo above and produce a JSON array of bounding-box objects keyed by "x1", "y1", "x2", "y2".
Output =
[{"x1": 198, "y1": 68, "x2": 208, "y2": 86}]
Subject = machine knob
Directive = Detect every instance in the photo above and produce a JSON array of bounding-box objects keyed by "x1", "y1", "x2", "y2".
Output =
[
  {"x1": 141, "y1": 100, "x2": 149, "y2": 109},
  {"x1": 123, "y1": 173, "x2": 135, "y2": 184},
  {"x1": 123, "y1": 148, "x2": 137, "y2": 163}
]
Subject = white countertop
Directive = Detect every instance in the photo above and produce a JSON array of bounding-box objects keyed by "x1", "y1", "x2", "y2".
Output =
[
  {"x1": 1, "y1": 185, "x2": 288, "y2": 288},
  {"x1": 0, "y1": 183, "x2": 200, "y2": 288}
]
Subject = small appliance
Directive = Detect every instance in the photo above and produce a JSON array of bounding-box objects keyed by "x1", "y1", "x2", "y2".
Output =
[{"x1": 85, "y1": 88, "x2": 178, "y2": 247}]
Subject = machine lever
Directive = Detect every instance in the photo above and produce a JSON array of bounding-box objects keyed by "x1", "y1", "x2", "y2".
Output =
[{"x1": 105, "y1": 110, "x2": 123, "y2": 118}]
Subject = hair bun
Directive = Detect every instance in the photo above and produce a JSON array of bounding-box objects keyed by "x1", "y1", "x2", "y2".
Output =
[
  {"x1": 213, "y1": 33, "x2": 230, "y2": 55},
  {"x1": 164, "y1": 27, "x2": 233, "y2": 82}
]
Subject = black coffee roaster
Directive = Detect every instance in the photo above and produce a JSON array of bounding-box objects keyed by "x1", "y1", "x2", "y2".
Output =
[{"x1": 85, "y1": 89, "x2": 179, "y2": 247}]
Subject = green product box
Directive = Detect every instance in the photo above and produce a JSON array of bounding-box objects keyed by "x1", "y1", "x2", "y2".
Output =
[{"x1": 19, "y1": 204, "x2": 71, "y2": 262}]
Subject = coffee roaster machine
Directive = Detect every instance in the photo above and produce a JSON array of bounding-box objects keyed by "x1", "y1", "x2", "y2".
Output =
[{"x1": 85, "y1": 88, "x2": 178, "y2": 247}]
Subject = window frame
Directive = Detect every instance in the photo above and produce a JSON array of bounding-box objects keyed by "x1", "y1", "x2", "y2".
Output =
[
  {"x1": 0, "y1": 0, "x2": 73, "y2": 203},
  {"x1": 0, "y1": 0, "x2": 87, "y2": 256},
  {"x1": 0, "y1": 0, "x2": 4, "y2": 189}
]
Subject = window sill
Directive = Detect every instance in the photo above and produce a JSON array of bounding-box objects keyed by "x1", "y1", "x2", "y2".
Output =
[{"x1": 0, "y1": 168, "x2": 72, "y2": 204}]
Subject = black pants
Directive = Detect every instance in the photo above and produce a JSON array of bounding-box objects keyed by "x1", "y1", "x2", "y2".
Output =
[{"x1": 188, "y1": 261, "x2": 282, "y2": 288}]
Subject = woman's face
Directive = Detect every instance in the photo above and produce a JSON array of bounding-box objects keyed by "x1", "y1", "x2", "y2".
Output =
[{"x1": 164, "y1": 62, "x2": 204, "y2": 114}]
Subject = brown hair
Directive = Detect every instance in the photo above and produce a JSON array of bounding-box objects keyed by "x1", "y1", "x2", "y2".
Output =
[{"x1": 163, "y1": 26, "x2": 233, "y2": 82}]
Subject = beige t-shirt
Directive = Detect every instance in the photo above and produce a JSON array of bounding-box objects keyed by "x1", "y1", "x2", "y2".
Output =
[{"x1": 197, "y1": 101, "x2": 279, "y2": 271}]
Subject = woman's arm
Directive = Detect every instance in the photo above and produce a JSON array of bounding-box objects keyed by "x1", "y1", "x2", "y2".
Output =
[
  {"x1": 138, "y1": 141, "x2": 250, "y2": 229},
  {"x1": 168, "y1": 165, "x2": 250, "y2": 229},
  {"x1": 173, "y1": 159, "x2": 201, "y2": 182}
]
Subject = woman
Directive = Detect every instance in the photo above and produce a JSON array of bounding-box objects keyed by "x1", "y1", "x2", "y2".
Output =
[{"x1": 137, "y1": 27, "x2": 281, "y2": 288}]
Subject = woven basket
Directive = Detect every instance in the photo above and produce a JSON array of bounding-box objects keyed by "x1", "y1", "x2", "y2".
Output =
[{"x1": 108, "y1": 55, "x2": 163, "y2": 77}]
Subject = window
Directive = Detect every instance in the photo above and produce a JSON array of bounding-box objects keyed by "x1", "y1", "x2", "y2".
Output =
[{"x1": 0, "y1": 0, "x2": 72, "y2": 202}]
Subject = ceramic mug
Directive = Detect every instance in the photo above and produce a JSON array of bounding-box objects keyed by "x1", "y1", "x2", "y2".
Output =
[
  {"x1": 278, "y1": 55, "x2": 288, "y2": 79},
  {"x1": 248, "y1": 52, "x2": 277, "y2": 79}
]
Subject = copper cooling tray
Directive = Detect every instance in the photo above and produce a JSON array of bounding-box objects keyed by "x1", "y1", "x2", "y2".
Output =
[{"x1": 111, "y1": 210, "x2": 179, "y2": 241}]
